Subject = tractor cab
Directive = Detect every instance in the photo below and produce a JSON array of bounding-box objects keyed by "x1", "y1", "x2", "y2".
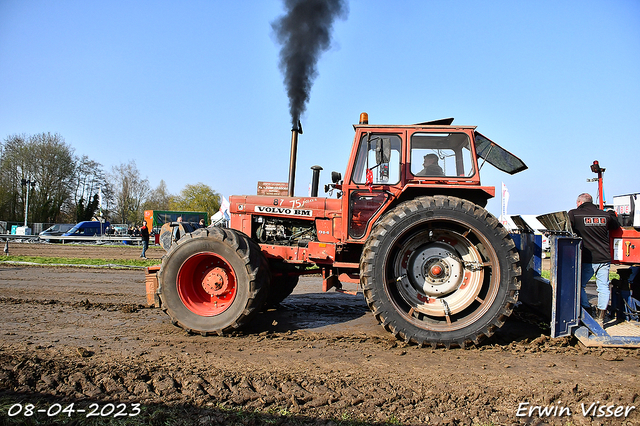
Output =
[
  {"x1": 332, "y1": 113, "x2": 527, "y2": 243},
  {"x1": 330, "y1": 114, "x2": 526, "y2": 193}
]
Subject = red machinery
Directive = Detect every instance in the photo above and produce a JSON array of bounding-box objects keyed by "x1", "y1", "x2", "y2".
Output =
[
  {"x1": 151, "y1": 113, "x2": 528, "y2": 347},
  {"x1": 586, "y1": 160, "x2": 640, "y2": 264},
  {"x1": 611, "y1": 209, "x2": 640, "y2": 265}
]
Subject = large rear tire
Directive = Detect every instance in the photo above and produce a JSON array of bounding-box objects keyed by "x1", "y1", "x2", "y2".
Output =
[
  {"x1": 158, "y1": 227, "x2": 269, "y2": 335},
  {"x1": 360, "y1": 196, "x2": 521, "y2": 348}
]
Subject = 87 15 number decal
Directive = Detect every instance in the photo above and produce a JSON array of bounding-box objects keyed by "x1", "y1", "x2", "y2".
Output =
[{"x1": 8, "y1": 402, "x2": 141, "y2": 418}]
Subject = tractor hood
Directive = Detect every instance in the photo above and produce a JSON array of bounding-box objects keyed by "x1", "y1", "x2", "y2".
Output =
[{"x1": 475, "y1": 132, "x2": 527, "y2": 175}]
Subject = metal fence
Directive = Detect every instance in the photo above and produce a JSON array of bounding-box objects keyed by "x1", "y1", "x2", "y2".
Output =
[{"x1": 0, "y1": 234, "x2": 143, "y2": 244}]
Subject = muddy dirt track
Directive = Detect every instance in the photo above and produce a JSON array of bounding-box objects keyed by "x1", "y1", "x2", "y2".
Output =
[{"x1": 1, "y1": 242, "x2": 639, "y2": 425}]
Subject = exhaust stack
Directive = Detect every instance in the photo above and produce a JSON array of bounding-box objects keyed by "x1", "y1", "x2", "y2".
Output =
[
  {"x1": 288, "y1": 121, "x2": 302, "y2": 197},
  {"x1": 310, "y1": 165, "x2": 323, "y2": 197}
]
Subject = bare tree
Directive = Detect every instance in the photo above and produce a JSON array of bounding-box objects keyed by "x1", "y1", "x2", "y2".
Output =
[
  {"x1": 67, "y1": 155, "x2": 109, "y2": 222},
  {"x1": 0, "y1": 133, "x2": 75, "y2": 223},
  {"x1": 73, "y1": 155, "x2": 105, "y2": 204},
  {"x1": 109, "y1": 160, "x2": 150, "y2": 224},
  {"x1": 97, "y1": 181, "x2": 115, "y2": 221},
  {"x1": 0, "y1": 134, "x2": 26, "y2": 221},
  {"x1": 143, "y1": 179, "x2": 172, "y2": 212}
]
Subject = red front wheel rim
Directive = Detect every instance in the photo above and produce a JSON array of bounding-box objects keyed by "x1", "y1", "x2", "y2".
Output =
[{"x1": 177, "y1": 252, "x2": 237, "y2": 316}]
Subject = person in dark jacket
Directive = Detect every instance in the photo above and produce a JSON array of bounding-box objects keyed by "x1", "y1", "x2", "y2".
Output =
[
  {"x1": 417, "y1": 154, "x2": 444, "y2": 176},
  {"x1": 140, "y1": 220, "x2": 150, "y2": 259},
  {"x1": 568, "y1": 193, "x2": 620, "y2": 323}
]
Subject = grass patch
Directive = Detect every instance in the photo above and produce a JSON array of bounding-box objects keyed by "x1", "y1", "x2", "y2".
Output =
[{"x1": 0, "y1": 255, "x2": 158, "y2": 268}]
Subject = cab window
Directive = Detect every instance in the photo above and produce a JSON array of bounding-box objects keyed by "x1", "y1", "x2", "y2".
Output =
[
  {"x1": 351, "y1": 134, "x2": 402, "y2": 185},
  {"x1": 410, "y1": 132, "x2": 474, "y2": 178}
]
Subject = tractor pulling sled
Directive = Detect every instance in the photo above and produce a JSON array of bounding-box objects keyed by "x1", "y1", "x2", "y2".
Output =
[{"x1": 145, "y1": 114, "x2": 640, "y2": 348}]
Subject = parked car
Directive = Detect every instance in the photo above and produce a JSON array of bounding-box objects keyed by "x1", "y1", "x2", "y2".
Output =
[
  {"x1": 62, "y1": 221, "x2": 111, "y2": 239},
  {"x1": 39, "y1": 224, "x2": 74, "y2": 242}
]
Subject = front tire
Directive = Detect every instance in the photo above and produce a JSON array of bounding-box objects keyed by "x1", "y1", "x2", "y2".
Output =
[
  {"x1": 158, "y1": 227, "x2": 269, "y2": 335},
  {"x1": 360, "y1": 196, "x2": 521, "y2": 348}
]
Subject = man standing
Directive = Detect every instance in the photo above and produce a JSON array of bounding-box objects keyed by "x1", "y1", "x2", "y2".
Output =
[
  {"x1": 568, "y1": 193, "x2": 620, "y2": 324},
  {"x1": 140, "y1": 220, "x2": 150, "y2": 260}
]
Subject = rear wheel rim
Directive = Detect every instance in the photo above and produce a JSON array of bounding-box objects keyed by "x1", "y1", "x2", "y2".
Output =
[
  {"x1": 177, "y1": 252, "x2": 237, "y2": 316},
  {"x1": 386, "y1": 219, "x2": 499, "y2": 332}
]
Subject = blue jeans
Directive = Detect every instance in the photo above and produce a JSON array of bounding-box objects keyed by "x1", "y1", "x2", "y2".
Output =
[
  {"x1": 580, "y1": 262, "x2": 611, "y2": 310},
  {"x1": 141, "y1": 241, "x2": 149, "y2": 258}
]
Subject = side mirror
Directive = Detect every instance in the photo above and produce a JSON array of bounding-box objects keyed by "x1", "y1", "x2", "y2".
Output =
[{"x1": 375, "y1": 138, "x2": 391, "y2": 164}]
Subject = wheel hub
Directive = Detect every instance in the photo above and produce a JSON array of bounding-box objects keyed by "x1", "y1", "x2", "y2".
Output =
[
  {"x1": 202, "y1": 267, "x2": 231, "y2": 296},
  {"x1": 407, "y1": 242, "x2": 463, "y2": 297},
  {"x1": 429, "y1": 264, "x2": 443, "y2": 277}
]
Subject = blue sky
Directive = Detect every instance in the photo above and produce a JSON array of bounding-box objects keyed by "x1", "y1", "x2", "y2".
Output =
[{"x1": 1, "y1": 0, "x2": 639, "y2": 217}]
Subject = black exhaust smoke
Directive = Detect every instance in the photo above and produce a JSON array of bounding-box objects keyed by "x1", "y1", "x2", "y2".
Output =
[
  {"x1": 272, "y1": 0, "x2": 348, "y2": 196},
  {"x1": 272, "y1": 0, "x2": 349, "y2": 127}
]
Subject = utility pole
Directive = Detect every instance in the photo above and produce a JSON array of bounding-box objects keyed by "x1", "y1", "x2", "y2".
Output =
[
  {"x1": 21, "y1": 178, "x2": 36, "y2": 228},
  {"x1": 587, "y1": 161, "x2": 605, "y2": 209}
]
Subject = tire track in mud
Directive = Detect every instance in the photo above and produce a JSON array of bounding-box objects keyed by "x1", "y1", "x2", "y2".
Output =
[{"x1": 0, "y1": 296, "x2": 146, "y2": 313}]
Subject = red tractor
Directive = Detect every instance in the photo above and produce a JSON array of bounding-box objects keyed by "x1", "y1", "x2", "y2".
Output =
[{"x1": 155, "y1": 113, "x2": 528, "y2": 347}]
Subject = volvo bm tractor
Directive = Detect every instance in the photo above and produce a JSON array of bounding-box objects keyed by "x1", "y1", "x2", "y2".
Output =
[{"x1": 153, "y1": 113, "x2": 528, "y2": 348}]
